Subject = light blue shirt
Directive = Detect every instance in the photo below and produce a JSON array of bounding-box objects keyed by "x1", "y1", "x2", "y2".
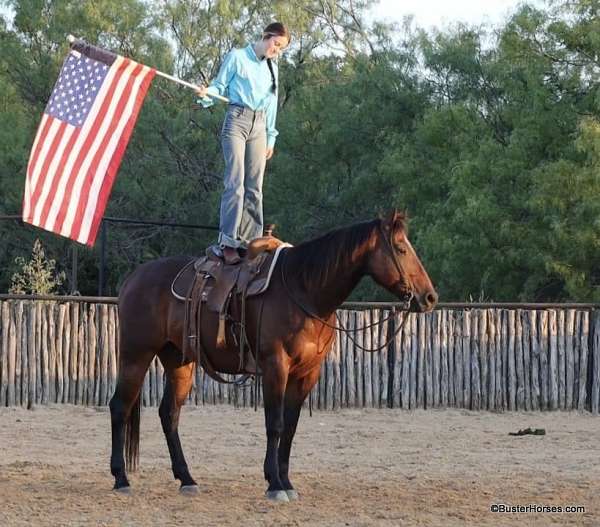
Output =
[{"x1": 198, "y1": 44, "x2": 279, "y2": 148}]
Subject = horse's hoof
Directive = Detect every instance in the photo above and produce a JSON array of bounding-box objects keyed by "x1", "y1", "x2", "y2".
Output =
[
  {"x1": 265, "y1": 490, "x2": 290, "y2": 502},
  {"x1": 286, "y1": 490, "x2": 299, "y2": 501},
  {"x1": 113, "y1": 486, "x2": 132, "y2": 495},
  {"x1": 180, "y1": 485, "x2": 200, "y2": 496}
]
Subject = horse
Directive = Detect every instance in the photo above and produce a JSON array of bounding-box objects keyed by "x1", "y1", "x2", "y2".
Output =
[{"x1": 109, "y1": 210, "x2": 438, "y2": 501}]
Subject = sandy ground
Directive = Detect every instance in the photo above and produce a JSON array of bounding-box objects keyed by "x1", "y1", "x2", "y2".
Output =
[{"x1": 0, "y1": 404, "x2": 597, "y2": 526}]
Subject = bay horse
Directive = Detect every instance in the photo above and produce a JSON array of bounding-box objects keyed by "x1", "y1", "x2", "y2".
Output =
[{"x1": 109, "y1": 210, "x2": 437, "y2": 501}]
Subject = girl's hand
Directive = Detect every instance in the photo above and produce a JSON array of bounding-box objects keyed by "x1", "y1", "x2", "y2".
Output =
[
  {"x1": 195, "y1": 85, "x2": 208, "y2": 98},
  {"x1": 266, "y1": 148, "x2": 274, "y2": 160}
]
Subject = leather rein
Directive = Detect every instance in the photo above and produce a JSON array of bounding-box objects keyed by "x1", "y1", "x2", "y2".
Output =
[{"x1": 280, "y1": 221, "x2": 414, "y2": 353}]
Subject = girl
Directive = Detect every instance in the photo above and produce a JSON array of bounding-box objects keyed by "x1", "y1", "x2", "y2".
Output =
[{"x1": 197, "y1": 22, "x2": 290, "y2": 264}]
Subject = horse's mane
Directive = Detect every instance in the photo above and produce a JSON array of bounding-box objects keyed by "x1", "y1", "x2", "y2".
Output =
[{"x1": 285, "y1": 218, "x2": 380, "y2": 292}]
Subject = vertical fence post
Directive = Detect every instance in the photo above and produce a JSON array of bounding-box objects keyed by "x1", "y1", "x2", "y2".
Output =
[
  {"x1": 71, "y1": 244, "x2": 79, "y2": 294},
  {"x1": 98, "y1": 220, "x2": 107, "y2": 297}
]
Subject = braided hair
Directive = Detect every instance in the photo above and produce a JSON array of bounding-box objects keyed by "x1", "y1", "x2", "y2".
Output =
[{"x1": 266, "y1": 59, "x2": 276, "y2": 94}]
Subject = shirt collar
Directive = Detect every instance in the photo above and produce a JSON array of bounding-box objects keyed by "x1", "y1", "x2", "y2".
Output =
[{"x1": 246, "y1": 44, "x2": 265, "y2": 63}]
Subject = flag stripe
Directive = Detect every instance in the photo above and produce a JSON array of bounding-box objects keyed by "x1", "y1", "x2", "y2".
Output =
[
  {"x1": 31, "y1": 123, "x2": 76, "y2": 226},
  {"x1": 23, "y1": 115, "x2": 59, "y2": 220},
  {"x1": 29, "y1": 119, "x2": 66, "y2": 212},
  {"x1": 30, "y1": 120, "x2": 65, "y2": 193},
  {"x1": 69, "y1": 62, "x2": 147, "y2": 242},
  {"x1": 23, "y1": 114, "x2": 52, "y2": 219},
  {"x1": 77, "y1": 65, "x2": 155, "y2": 244},
  {"x1": 86, "y1": 68, "x2": 155, "y2": 244},
  {"x1": 37, "y1": 125, "x2": 81, "y2": 228}
]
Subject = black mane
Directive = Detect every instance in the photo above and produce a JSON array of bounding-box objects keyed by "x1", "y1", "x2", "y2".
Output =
[{"x1": 285, "y1": 219, "x2": 380, "y2": 292}]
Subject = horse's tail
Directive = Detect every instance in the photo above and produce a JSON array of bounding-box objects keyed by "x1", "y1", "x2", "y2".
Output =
[{"x1": 125, "y1": 394, "x2": 141, "y2": 472}]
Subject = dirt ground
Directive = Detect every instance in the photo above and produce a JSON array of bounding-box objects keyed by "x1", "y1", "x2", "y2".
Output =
[{"x1": 0, "y1": 404, "x2": 597, "y2": 526}]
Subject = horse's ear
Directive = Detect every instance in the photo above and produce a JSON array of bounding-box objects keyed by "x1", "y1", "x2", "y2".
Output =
[
  {"x1": 381, "y1": 209, "x2": 408, "y2": 232},
  {"x1": 381, "y1": 210, "x2": 393, "y2": 232},
  {"x1": 382, "y1": 209, "x2": 401, "y2": 232},
  {"x1": 397, "y1": 209, "x2": 408, "y2": 230}
]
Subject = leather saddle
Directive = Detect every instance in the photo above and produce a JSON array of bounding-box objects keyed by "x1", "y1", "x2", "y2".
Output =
[
  {"x1": 171, "y1": 244, "x2": 281, "y2": 307},
  {"x1": 171, "y1": 238, "x2": 288, "y2": 382}
]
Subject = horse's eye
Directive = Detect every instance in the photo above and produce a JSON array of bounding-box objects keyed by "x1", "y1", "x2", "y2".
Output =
[{"x1": 395, "y1": 244, "x2": 407, "y2": 255}]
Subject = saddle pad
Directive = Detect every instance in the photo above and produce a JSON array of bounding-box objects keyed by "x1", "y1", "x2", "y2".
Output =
[{"x1": 246, "y1": 243, "x2": 291, "y2": 296}]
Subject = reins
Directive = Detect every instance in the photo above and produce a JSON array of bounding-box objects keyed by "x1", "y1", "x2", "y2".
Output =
[{"x1": 279, "y1": 222, "x2": 414, "y2": 353}]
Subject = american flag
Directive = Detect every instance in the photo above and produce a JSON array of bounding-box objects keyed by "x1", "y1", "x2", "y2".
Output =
[{"x1": 22, "y1": 40, "x2": 155, "y2": 246}]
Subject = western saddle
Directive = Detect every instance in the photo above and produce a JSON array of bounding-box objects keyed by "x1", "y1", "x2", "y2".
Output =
[{"x1": 171, "y1": 235, "x2": 288, "y2": 383}]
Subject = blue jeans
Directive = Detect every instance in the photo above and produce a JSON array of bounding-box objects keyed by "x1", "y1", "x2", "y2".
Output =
[{"x1": 218, "y1": 105, "x2": 267, "y2": 249}]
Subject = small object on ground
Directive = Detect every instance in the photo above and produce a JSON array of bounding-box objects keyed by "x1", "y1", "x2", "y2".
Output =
[{"x1": 508, "y1": 427, "x2": 546, "y2": 436}]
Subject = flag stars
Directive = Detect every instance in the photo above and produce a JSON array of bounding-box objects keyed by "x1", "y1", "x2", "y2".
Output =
[{"x1": 47, "y1": 52, "x2": 110, "y2": 126}]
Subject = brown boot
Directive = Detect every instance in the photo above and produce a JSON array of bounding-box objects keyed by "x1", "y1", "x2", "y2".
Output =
[{"x1": 222, "y1": 246, "x2": 241, "y2": 265}]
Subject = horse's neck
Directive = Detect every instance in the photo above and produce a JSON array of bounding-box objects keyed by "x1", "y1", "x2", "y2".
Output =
[{"x1": 285, "y1": 225, "x2": 373, "y2": 316}]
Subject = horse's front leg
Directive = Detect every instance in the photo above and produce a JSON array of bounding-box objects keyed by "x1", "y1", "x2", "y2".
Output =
[
  {"x1": 262, "y1": 351, "x2": 290, "y2": 502},
  {"x1": 278, "y1": 367, "x2": 322, "y2": 501}
]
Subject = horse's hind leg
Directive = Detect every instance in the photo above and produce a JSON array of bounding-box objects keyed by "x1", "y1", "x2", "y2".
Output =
[
  {"x1": 158, "y1": 350, "x2": 198, "y2": 494},
  {"x1": 109, "y1": 347, "x2": 155, "y2": 492}
]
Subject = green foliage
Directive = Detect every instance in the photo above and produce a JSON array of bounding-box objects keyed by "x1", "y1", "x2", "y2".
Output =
[
  {"x1": 1, "y1": 0, "x2": 599, "y2": 302},
  {"x1": 9, "y1": 238, "x2": 66, "y2": 294}
]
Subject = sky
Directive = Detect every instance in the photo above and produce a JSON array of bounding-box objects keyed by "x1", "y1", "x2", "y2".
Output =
[
  {"x1": 0, "y1": 1, "x2": 547, "y2": 31},
  {"x1": 369, "y1": 0, "x2": 545, "y2": 30}
]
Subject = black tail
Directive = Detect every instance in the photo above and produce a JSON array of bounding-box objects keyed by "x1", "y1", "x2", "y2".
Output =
[{"x1": 125, "y1": 394, "x2": 141, "y2": 472}]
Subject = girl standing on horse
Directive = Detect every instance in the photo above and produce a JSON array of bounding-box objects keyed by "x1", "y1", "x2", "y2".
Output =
[{"x1": 196, "y1": 22, "x2": 290, "y2": 265}]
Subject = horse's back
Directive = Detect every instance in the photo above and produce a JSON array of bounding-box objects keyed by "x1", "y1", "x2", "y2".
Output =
[
  {"x1": 119, "y1": 256, "x2": 193, "y2": 300},
  {"x1": 118, "y1": 256, "x2": 193, "y2": 343}
]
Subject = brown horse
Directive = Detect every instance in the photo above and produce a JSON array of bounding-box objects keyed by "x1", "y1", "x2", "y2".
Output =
[{"x1": 109, "y1": 210, "x2": 437, "y2": 501}]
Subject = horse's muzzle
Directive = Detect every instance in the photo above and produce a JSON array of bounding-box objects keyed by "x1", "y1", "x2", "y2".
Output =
[{"x1": 412, "y1": 290, "x2": 438, "y2": 313}]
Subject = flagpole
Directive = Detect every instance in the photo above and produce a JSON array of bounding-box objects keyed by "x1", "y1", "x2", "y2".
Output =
[{"x1": 66, "y1": 34, "x2": 229, "y2": 103}]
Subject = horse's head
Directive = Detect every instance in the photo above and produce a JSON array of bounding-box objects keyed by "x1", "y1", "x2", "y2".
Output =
[{"x1": 367, "y1": 210, "x2": 438, "y2": 313}]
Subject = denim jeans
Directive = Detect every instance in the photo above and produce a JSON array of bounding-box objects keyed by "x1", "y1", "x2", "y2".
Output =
[{"x1": 218, "y1": 104, "x2": 267, "y2": 249}]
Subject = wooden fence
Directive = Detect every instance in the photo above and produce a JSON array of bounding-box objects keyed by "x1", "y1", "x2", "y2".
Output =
[{"x1": 0, "y1": 299, "x2": 599, "y2": 413}]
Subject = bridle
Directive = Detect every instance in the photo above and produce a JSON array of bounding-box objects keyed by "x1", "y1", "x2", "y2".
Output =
[
  {"x1": 279, "y1": 220, "x2": 415, "y2": 353},
  {"x1": 377, "y1": 221, "x2": 414, "y2": 308}
]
